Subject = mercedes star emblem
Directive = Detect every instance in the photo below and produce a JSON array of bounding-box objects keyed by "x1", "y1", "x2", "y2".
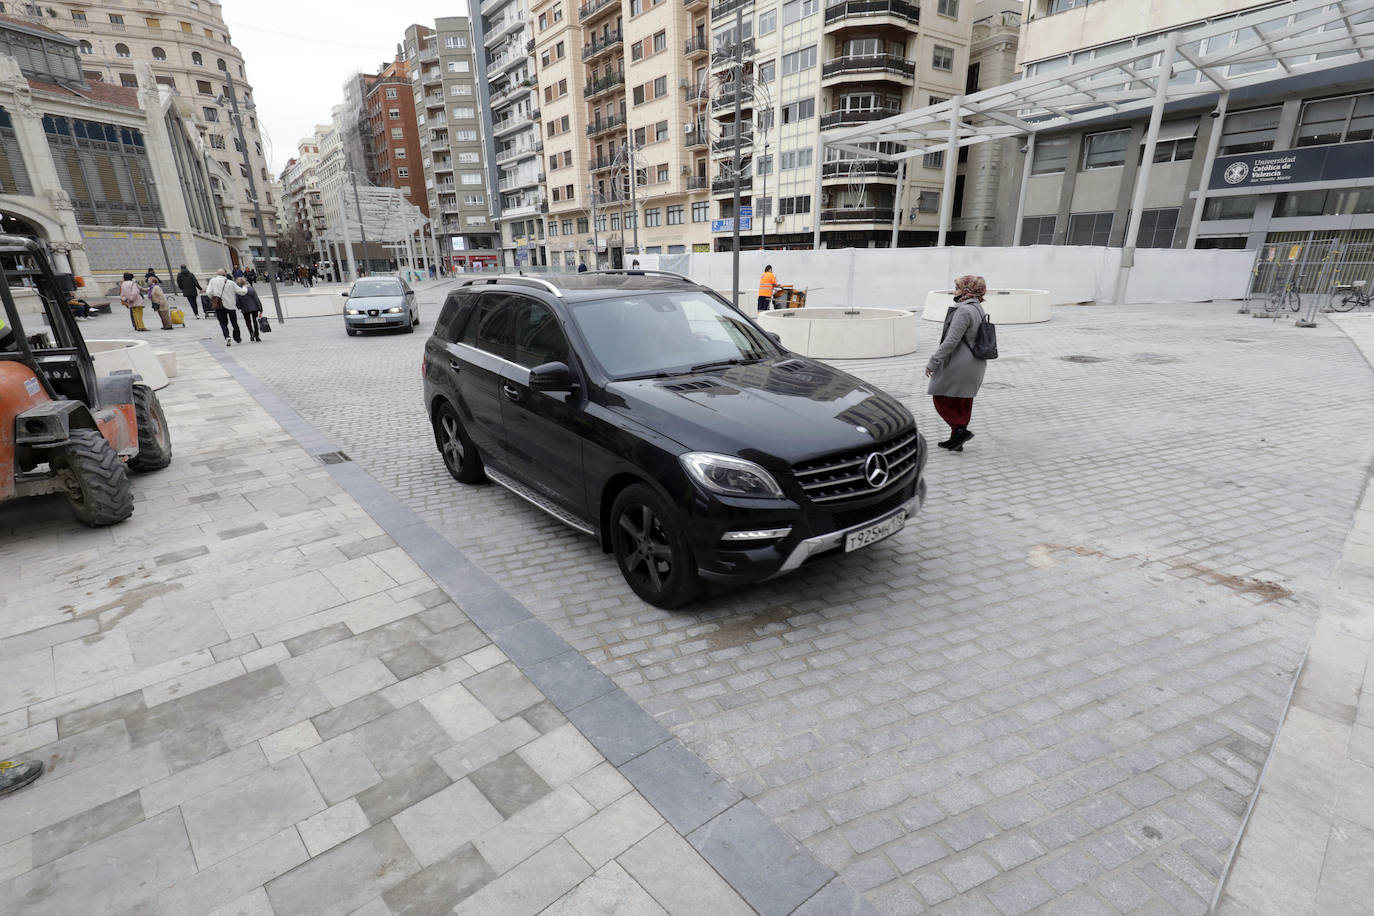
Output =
[{"x1": 863, "y1": 452, "x2": 890, "y2": 488}]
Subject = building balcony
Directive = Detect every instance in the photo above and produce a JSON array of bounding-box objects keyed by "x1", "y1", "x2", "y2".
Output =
[
  {"x1": 712, "y1": 175, "x2": 751, "y2": 194},
  {"x1": 820, "y1": 159, "x2": 899, "y2": 180},
  {"x1": 424, "y1": 93, "x2": 446, "y2": 109},
  {"x1": 710, "y1": 87, "x2": 753, "y2": 111},
  {"x1": 589, "y1": 155, "x2": 616, "y2": 172},
  {"x1": 493, "y1": 112, "x2": 534, "y2": 136},
  {"x1": 711, "y1": 0, "x2": 751, "y2": 19},
  {"x1": 820, "y1": 54, "x2": 916, "y2": 84},
  {"x1": 486, "y1": 13, "x2": 527, "y2": 46},
  {"x1": 685, "y1": 126, "x2": 709, "y2": 148},
  {"x1": 712, "y1": 129, "x2": 753, "y2": 153},
  {"x1": 496, "y1": 143, "x2": 540, "y2": 164},
  {"x1": 584, "y1": 72, "x2": 625, "y2": 99},
  {"x1": 489, "y1": 80, "x2": 534, "y2": 108},
  {"x1": 430, "y1": 141, "x2": 451, "y2": 153},
  {"x1": 583, "y1": 28, "x2": 624, "y2": 61},
  {"x1": 686, "y1": 175, "x2": 709, "y2": 191},
  {"x1": 819, "y1": 107, "x2": 900, "y2": 130},
  {"x1": 685, "y1": 85, "x2": 709, "y2": 103},
  {"x1": 587, "y1": 113, "x2": 627, "y2": 137},
  {"x1": 823, "y1": 0, "x2": 919, "y2": 30},
  {"x1": 502, "y1": 199, "x2": 546, "y2": 217},
  {"x1": 421, "y1": 69, "x2": 443, "y2": 87},
  {"x1": 579, "y1": 0, "x2": 619, "y2": 23},
  {"x1": 711, "y1": 39, "x2": 754, "y2": 67},
  {"x1": 684, "y1": 35, "x2": 709, "y2": 58},
  {"x1": 820, "y1": 206, "x2": 894, "y2": 223},
  {"x1": 489, "y1": 52, "x2": 525, "y2": 77}
]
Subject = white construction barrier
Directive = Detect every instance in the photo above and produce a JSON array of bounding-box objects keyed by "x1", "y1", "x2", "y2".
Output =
[
  {"x1": 652, "y1": 246, "x2": 1256, "y2": 310},
  {"x1": 921, "y1": 289, "x2": 1052, "y2": 324},
  {"x1": 757, "y1": 307, "x2": 920, "y2": 359},
  {"x1": 87, "y1": 339, "x2": 169, "y2": 390}
]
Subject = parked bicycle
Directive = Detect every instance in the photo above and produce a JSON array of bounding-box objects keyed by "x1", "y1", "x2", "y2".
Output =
[
  {"x1": 1334, "y1": 281, "x2": 1372, "y2": 312},
  {"x1": 1266, "y1": 272, "x2": 1302, "y2": 313}
]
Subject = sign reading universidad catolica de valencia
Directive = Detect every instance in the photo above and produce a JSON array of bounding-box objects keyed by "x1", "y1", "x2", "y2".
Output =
[{"x1": 1208, "y1": 139, "x2": 1374, "y2": 190}]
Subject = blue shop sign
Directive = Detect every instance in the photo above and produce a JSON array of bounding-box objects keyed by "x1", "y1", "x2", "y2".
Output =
[{"x1": 1209, "y1": 140, "x2": 1374, "y2": 190}]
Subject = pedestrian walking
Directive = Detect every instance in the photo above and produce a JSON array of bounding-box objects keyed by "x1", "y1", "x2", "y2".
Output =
[
  {"x1": 176, "y1": 264, "x2": 202, "y2": 318},
  {"x1": 119, "y1": 272, "x2": 148, "y2": 332},
  {"x1": 925, "y1": 274, "x2": 991, "y2": 452},
  {"x1": 757, "y1": 264, "x2": 779, "y2": 312},
  {"x1": 144, "y1": 277, "x2": 174, "y2": 330},
  {"x1": 206, "y1": 269, "x2": 244, "y2": 346},
  {"x1": 235, "y1": 276, "x2": 264, "y2": 342},
  {"x1": 297, "y1": 265, "x2": 309, "y2": 287}
]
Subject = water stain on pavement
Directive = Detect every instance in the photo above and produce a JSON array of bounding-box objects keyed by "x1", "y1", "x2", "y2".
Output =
[
  {"x1": 705, "y1": 604, "x2": 801, "y2": 651},
  {"x1": 1029, "y1": 543, "x2": 1292, "y2": 603},
  {"x1": 64, "y1": 577, "x2": 184, "y2": 631}
]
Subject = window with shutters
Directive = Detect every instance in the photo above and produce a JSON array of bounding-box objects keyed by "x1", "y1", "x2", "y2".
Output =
[
  {"x1": 0, "y1": 108, "x2": 33, "y2": 196},
  {"x1": 43, "y1": 115, "x2": 166, "y2": 228}
]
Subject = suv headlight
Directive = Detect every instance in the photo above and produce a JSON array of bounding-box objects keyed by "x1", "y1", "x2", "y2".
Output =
[{"x1": 680, "y1": 452, "x2": 783, "y2": 499}]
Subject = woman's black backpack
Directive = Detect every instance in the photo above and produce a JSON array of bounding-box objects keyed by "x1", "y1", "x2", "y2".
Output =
[{"x1": 942, "y1": 303, "x2": 998, "y2": 360}]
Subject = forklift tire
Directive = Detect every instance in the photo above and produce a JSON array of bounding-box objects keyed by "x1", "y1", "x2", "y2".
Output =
[
  {"x1": 128, "y1": 385, "x2": 172, "y2": 472},
  {"x1": 53, "y1": 429, "x2": 134, "y2": 527}
]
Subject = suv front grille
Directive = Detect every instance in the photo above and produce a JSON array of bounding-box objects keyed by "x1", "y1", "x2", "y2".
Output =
[{"x1": 791, "y1": 430, "x2": 919, "y2": 504}]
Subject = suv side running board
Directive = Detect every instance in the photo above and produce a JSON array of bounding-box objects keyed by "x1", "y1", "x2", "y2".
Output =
[{"x1": 484, "y1": 466, "x2": 596, "y2": 537}]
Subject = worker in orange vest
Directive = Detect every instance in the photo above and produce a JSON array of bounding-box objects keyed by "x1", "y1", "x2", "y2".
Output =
[{"x1": 758, "y1": 264, "x2": 779, "y2": 311}]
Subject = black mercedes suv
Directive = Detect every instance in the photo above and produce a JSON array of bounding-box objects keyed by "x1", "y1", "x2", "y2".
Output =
[{"x1": 422, "y1": 271, "x2": 926, "y2": 608}]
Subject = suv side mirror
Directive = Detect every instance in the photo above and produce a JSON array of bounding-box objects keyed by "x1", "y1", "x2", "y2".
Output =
[
  {"x1": 341, "y1": 291, "x2": 349, "y2": 298},
  {"x1": 529, "y1": 361, "x2": 576, "y2": 392},
  {"x1": 766, "y1": 332, "x2": 781, "y2": 343}
]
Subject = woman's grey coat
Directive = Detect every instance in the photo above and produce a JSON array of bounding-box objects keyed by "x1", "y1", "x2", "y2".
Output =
[{"x1": 926, "y1": 297, "x2": 988, "y2": 397}]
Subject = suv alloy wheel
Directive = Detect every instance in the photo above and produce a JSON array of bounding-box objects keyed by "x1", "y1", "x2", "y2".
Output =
[
  {"x1": 433, "y1": 403, "x2": 484, "y2": 483},
  {"x1": 610, "y1": 483, "x2": 703, "y2": 608}
]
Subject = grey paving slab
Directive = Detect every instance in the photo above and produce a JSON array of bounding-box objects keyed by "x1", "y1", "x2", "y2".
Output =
[
  {"x1": 214, "y1": 299, "x2": 1374, "y2": 911},
  {"x1": 690, "y1": 799, "x2": 836, "y2": 916}
]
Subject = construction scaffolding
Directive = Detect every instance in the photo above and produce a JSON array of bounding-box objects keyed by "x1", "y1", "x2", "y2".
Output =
[{"x1": 317, "y1": 170, "x2": 441, "y2": 283}]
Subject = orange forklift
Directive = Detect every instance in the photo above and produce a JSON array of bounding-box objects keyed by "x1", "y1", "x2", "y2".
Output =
[{"x1": 0, "y1": 235, "x2": 170, "y2": 526}]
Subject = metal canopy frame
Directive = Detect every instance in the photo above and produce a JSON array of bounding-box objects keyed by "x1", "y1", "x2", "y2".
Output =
[
  {"x1": 816, "y1": 0, "x2": 1374, "y2": 289},
  {"x1": 825, "y1": 0, "x2": 1374, "y2": 163}
]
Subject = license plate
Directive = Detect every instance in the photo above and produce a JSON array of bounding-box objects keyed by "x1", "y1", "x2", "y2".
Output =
[
  {"x1": 844, "y1": 510, "x2": 906, "y2": 552},
  {"x1": 364, "y1": 317, "x2": 388, "y2": 323}
]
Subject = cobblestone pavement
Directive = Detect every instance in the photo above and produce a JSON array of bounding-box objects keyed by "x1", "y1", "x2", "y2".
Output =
[
  {"x1": 222, "y1": 290, "x2": 1374, "y2": 913},
  {"x1": 0, "y1": 330, "x2": 764, "y2": 915}
]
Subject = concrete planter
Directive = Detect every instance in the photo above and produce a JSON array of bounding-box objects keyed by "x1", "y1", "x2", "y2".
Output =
[
  {"x1": 756, "y1": 306, "x2": 919, "y2": 359},
  {"x1": 87, "y1": 338, "x2": 170, "y2": 390},
  {"x1": 921, "y1": 288, "x2": 1051, "y2": 324}
]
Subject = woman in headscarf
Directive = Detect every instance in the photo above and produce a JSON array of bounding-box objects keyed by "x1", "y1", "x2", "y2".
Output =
[{"x1": 924, "y1": 274, "x2": 990, "y2": 452}]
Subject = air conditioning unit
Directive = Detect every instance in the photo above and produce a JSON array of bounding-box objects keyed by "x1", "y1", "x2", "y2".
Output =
[
  {"x1": 681, "y1": 165, "x2": 690, "y2": 174},
  {"x1": 774, "y1": 215, "x2": 784, "y2": 224},
  {"x1": 679, "y1": 77, "x2": 689, "y2": 88}
]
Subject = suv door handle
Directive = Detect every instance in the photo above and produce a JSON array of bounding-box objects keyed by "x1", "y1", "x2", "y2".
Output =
[
  {"x1": 502, "y1": 383, "x2": 520, "y2": 402},
  {"x1": 448, "y1": 359, "x2": 461, "y2": 371}
]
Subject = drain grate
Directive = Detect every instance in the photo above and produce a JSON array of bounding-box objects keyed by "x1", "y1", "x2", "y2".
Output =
[
  {"x1": 315, "y1": 450, "x2": 352, "y2": 465},
  {"x1": 1059, "y1": 355, "x2": 1110, "y2": 363}
]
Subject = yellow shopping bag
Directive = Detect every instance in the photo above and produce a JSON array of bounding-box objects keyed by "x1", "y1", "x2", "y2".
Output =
[{"x1": 169, "y1": 308, "x2": 185, "y2": 326}]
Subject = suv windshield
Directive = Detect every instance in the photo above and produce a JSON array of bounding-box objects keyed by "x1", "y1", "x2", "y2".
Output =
[
  {"x1": 567, "y1": 290, "x2": 780, "y2": 379},
  {"x1": 350, "y1": 278, "x2": 403, "y2": 297}
]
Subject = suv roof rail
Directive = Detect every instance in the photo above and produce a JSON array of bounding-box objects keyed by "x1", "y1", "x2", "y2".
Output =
[
  {"x1": 583, "y1": 268, "x2": 694, "y2": 282},
  {"x1": 460, "y1": 274, "x2": 564, "y2": 298}
]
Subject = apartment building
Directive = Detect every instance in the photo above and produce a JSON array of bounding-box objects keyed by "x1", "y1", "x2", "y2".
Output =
[
  {"x1": 1003, "y1": 0, "x2": 1374, "y2": 265},
  {"x1": 365, "y1": 57, "x2": 427, "y2": 212},
  {"x1": 951, "y1": 2, "x2": 1021, "y2": 246},
  {"x1": 406, "y1": 20, "x2": 498, "y2": 268},
  {"x1": 705, "y1": 0, "x2": 976, "y2": 249},
  {"x1": 281, "y1": 130, "x2": 328, "y2": 263},
  {"x1": 38, "y1": 0, "x2": 277, "y2": 266},
  {"x1": 472, "y1": 4, "x2": 547, "y2": 267},
  {"x1": 531, "y1": 0, "x2": 590, "y2": 267}
]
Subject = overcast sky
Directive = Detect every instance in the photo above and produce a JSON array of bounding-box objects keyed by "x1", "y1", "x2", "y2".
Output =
[{"x1": 223, "y1": 1, "x2": 466, "y2": 176}]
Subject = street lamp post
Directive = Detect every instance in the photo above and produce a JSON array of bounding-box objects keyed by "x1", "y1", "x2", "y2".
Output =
[
  {"x1": 730, "y1": 6, "x2": 743, "y2": 309},
  {"x1": 223, "y1": 70, "x2": 282, "y2": 322}
]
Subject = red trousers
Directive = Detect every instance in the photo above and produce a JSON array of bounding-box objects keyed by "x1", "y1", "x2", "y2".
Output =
[{"x1": 932, "y1": 396, "x2": 973, "y2": 427}]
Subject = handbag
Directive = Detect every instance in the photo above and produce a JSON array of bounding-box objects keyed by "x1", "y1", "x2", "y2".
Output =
[{"x1": 258, "y1": 316, "x2": 271, "y2": 333}]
